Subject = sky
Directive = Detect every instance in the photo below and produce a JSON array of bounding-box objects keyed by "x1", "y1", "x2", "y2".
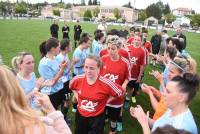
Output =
[{"x1": 4, "y1": 0, "x2": 200, "y2": 13}]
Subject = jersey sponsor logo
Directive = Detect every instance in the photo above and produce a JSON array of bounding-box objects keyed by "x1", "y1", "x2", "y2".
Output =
[
  {"x1": 104, "y1": 73, "x2": 119, "y2": 83},
  {"x1": 80, "y1": 100, "x2": 98, "y2": 112},
  {"x1": 130, "y1": 57, "x2": 138, "y2": 65}
]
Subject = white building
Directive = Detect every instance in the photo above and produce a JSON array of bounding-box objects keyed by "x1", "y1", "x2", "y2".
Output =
[
  {"x1": 172, "y1": 16, "x2": 191, "y2": 27},
  {"x1": 172, "y1": 8, "x2": 193, "y2": 16},
  {"x1": 41, "y1": 5, "x2": 138, "y2": 23}
]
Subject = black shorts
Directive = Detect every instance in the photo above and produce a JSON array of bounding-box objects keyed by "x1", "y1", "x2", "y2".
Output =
[
  {"x1": 127, "y1": 80, "x2": 140, "y2": 90},
  {"x1": 152, "y1": 45, "x2": 160, "y2": 54},
  {"x1": 49, "y1": 88, "x2": 67, "y2": 109},
  {"x1": 106, "y1": 106, "x2": 121, "y2": 121},
  {"x1": 63, "y1": 80, "x2": 72, "y2": 94},
  {"x1": 75, "y1": 110, "x2": 105, "y2": 134}
]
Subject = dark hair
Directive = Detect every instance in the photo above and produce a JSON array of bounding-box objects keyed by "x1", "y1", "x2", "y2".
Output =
[
  {"x1": 94, "y1": 29, "x2": 102, "y2": 35},
  {"x1": 107, "y1": 29, "x2": 120, "y2": 36},
  {"x1": 171, "y1": 73, "x2": 200, "y2": 104},
  {"x1": 119, "y1": 30, "x2": 129, "y2": 39},
  {"x1": 134, "y1": 28, "x2": 140, "y2": 33},
  {"x1": 79, "y1": 33, "x2": 90, "y2": 45},
  {"x1": 95, "y1": 32, "x2": 104, "y2": 41},
  {"x1": 162, "y1": 29, "x2": 167, "y2": 33},
  {"x1": 166, "y1": 37, "x2": 175, "y2": 45},
  {"x1": 153, "y1": 125, "x2": 191, "y2": 134},
  {"x1": 141, "y1": 27, "x2": 147, "y2": 33},
  {"x1": 130, "y1": 26, "x2": 135, "y2": 32},
  {"x1": 166, "y1": 46, "x2": 177, "y2": 60},
  {"x1": 60, "y1": 38, "x2": 70, "y2": 51},
  {"x1": 173, "y1": 38, "x2": 184, "y2": 53},
  {"x1": 39, "y1": 38, "x2": 59, "y2": 58}
]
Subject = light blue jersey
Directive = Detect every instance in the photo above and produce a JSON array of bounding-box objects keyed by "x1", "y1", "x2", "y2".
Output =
[
  {"x1": 56, "y1": 53, "x2": 72, "y2": 82},
  {"x1": 17, "y1": 72, "x2": 39, "y2": 109},
  {"x1": 92, "y1": 40, "x2": 103, "y2": 56},
  {"x1": 38, "y1": 57, "x2": 63, "y2": 95},
  {"x1": 73, "y1": 47, "x2": 90, "y2": 75},
  {"x1": 92, "y1": 39, "x2": 98, "y2": 53},
  {"x1": 17, "y1": 72, "x2": 36, "y2": 95},
  {"x1": 159, "y1": 64, "x2": 169, "y2": 93},
  {"x1": 152, "y1": 109, "x2": 198, "y2": 134}
]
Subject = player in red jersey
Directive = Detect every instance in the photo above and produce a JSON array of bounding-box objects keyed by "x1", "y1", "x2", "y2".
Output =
[
  {"x1": 70, "y1": 55, "x2": 125, "y2": 134},
  {"x1": 100, "y1": 35, "x2": 130, "y2": 61},
  {"x1": 125, "y1": 35, "x2": 146, "y2": 106},
  {"x1": 100, "y1": 36, "x2": 130, "y2": 133},
  {"x1": 142, "y1": 30, "x2": 152, "y2": 65}
]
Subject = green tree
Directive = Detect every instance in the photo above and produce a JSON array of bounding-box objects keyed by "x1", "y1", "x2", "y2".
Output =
[
  {"x1": 156, "y1": 0, "x2": 165, "y2": 12},
  {"x1": 123, "y1": 1, "x2": 132, "y2": 8},
  {"x1": 163, "y1": 3, "x2": 170, "y2": 15},
  {"x1": 15, "y1": 2, "x2": 27, "y2": 15},
  {"x1": 83, "y1": 9, "x2": 92, "y2": 21},
  {"x1": 66, "y1": 3, "x2": 72, "y2": 9},
  {"x1": 146, "y1": 4, "x2": 162, "y2": 19},
  {"x1": 113, "y1": 8, "x2": 121, "y2": 20},
  {"x1": 93, "y1": 0, "x2": 98, "y2": 5},
  {"x1": 165, "y1": 13, "x2": 176, "y2": 24},
  {"x1": 191, "y1": 14, "x2": 200, "y2": 26},
  {"x1": 138, "y1": 10, "x2": 147, "y2": 21},
  {"x1": 93, "y1": 7, "x2": 100, "y2": 17},
  {"x1": 88, "y1": 0, "x2": 92, "y2": 5},
  {"x1": 0, "y1": 2, "x2": 7, "y2": 17},
  {"x1": 81, "y1": 0, "x2": 86, "y2": 6},
  {"x1": 53, "y1": 9, "x2": 60, "y2": 16}
]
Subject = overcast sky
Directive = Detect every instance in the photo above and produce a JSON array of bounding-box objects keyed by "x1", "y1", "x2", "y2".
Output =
[{"x1": 5, "y1": 0, "x2": 200, "y2": 13}]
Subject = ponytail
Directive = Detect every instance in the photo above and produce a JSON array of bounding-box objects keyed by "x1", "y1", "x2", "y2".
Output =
[
  {"x1": 39, "y1": 41, "x2": 47, "y2": 58},
  {"x1": 11, "y1": 56, "x2": 20, "y2": 73},
  {"x1": 172, "y1": 73, "x2": 200, "y2": 104}
]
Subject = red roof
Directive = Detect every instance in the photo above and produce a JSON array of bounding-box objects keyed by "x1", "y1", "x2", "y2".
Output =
[{"x1": 175, "y1": 8, "x2": 193, "y2": 12}]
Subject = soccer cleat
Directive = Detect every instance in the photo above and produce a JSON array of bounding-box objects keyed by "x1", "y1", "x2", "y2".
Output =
[
  {"x1": 116, "y1": 122, "x2": 123, "y2": 132},
  {"x1": 72, "y1": 108, "x2": 77, "y2": 113},
  {"x1": 131, "y1": 97, "x2": 136, "y2": 103}
]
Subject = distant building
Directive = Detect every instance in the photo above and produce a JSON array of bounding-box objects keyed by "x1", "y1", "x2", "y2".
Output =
[
  {"x1": 41, "y1": 5, "x2": 54, "y2": 18},
  {"x1": 144, "y1": 16, "x2": 158, "y2": 26},
  {"x1": 172, "y1": 16, "x2": 191, "y2": 27},
  {"x1": 41, "y1": 5, "x2": 138, "y2": 23},
  {"x1": 172, "y1": 8, "x2": 193, "y2": 16}
]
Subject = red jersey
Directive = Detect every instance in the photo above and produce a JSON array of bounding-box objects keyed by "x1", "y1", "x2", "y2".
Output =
[
  {"x1": 127, "y1": 37, "x2": 134, "y2": 44},
  {"x1": 70, "y1": 74, "x2": 124, "y2": 117},
  {"x1": 144, "y1": 41, "x2": 152, "y2": 53},
  {"x1": 100, "y1": 55, "x2": 130, "y2": 107},
  {"x1": 128, "y1": 45, "x2": 146, "y2": 79},
  {"x1": 99, "y1": 48, "x2": 129, "y2": 60}
]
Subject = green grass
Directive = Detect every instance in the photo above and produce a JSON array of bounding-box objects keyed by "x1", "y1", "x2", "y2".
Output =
[{"x1": 0, "y1": 19, "x2": 200, "y2": 134}]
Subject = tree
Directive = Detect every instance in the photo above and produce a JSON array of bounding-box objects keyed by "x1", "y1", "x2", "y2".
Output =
[
  {"x1": 191, "y1": 14, "x2": 200, "y2": 26},
  {"x1": 53, "y1": 9, "x2": 60, "y2": 16},
  {"x1": 88, "y1": 0, "x2": 92, "y2": 5},
  {"x1": 113, "y1": 8, "x2": 121, "y2": 20},
  {"x1": 123, "y1": 1, "x2": 132, "y2": 8},
  {"x1": 0, "y1": 2, "x2": 7, "y2": 17},
  {"x1": 146, "y1": 4, "x2": 162, "y2": 19},
  {"x1": 83, "y1": 9, "x2": 92, "y2": 21},
  {"x1": 156, "y1": 0, "x2": 165, "y2": 12},
  {"x1": 165, "y1": 13, "x2": 176, "y2": 24},
  {"x1": 138, "y1": 10, "x2": 147, "y2": 21},
  {"x1": 66, "y1": 3, "x2": 72, "y2": 9},
  {"x1": 93, "y1": 0, "x2": 98, "y2": 5},
  {"x1": 15, "y1": 2, "x2": 27, "y2": 15},
  {"x1": 81, "y1": 0, "x2": 86, "y2": 6},
  {"x1": 163, "y1": 3, "x2": 170, "y2": 15},
  {"x1": 93, "y1": 7, "x2": 100, "y2": 17}
]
